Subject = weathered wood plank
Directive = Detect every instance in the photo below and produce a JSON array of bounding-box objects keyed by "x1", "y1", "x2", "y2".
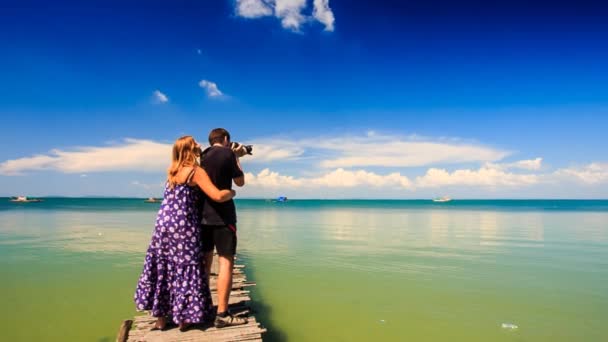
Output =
[
  {"x1": 117, "y1": 319, "x2": 133, "y2": 342},
  {"x1": 121, "y1": 254, "x2": 265, "y2": 341}
]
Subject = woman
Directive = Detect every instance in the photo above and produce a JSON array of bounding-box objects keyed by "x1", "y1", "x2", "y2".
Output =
[{"x1": 134, "y1": 136, "x2": 234, "y2": 331}]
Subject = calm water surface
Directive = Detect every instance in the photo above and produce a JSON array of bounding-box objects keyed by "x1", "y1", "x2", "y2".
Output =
[{"x1": 0, "y1": 199, "x2": 607, "y2": 341}]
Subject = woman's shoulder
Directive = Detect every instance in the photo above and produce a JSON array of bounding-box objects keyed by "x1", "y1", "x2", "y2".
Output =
[
  {"x1": 173, "y1": 166, "x2": 196, "y2": 184},
  {"x1": 181, "y1": 165, "x2": 196, "y2": 174}
]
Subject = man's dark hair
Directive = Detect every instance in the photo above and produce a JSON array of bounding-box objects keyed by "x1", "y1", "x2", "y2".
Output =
[{"x1": 208, "y1": 128, "x2": 230, "y2": 146}]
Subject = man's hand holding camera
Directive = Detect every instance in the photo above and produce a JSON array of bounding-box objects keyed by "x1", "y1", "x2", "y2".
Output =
[{"x1": 230, "y1": 142, "x2": 253, "y2": 158}]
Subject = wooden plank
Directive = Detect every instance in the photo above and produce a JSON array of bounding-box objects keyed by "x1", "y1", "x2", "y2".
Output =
[
  {"x1": 121, "y1": 254, "x2": 265, "y2": 341},
  {"x1": 117, "y1": 319, "x2": 133, "y2": 342}
]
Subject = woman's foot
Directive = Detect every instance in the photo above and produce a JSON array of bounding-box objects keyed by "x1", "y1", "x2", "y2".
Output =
[
  {"x1": 153, "y1": 317, "x2": 167, "y2": 330},
  {"x1": 179, "y1": 322, "x2": 192, "y2": 332}
]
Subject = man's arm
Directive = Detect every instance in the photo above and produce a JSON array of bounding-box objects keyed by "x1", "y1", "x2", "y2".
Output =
[{"x1": 233, "y1": 154, "x2": 245, "y2": 187}]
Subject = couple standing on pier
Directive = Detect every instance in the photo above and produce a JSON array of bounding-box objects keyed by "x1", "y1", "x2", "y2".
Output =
[{"x1": 134, "y1": 128, "x2": 249, "y2": 331}]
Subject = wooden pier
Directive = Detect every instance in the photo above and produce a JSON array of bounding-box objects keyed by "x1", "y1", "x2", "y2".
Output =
[{"x1": 117, "y1": 256, "x2": 266, "y2": 341}]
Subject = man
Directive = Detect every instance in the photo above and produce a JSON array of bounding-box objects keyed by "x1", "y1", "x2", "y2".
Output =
[{"x1": 200, "y1": 128, "x2": 248, "y2": 328}]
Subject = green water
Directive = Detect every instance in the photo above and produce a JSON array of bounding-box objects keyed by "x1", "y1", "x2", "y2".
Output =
[{"x1": 1, "y1": 199, "x2": 607, "y2": 341}]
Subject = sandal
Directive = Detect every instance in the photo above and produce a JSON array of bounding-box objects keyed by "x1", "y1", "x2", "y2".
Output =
[{"x1": 214, "y1": 313, "x2": 248, "y2": 328}]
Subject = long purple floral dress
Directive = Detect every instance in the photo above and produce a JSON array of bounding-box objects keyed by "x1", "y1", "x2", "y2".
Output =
[{"x1": 134, "y1": 180, "x2": 214, "y2": 324}]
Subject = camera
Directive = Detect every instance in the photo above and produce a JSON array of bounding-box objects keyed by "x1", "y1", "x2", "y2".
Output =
[{"x1": 230, "y1": 142, "x2": 253, "y2": 157}]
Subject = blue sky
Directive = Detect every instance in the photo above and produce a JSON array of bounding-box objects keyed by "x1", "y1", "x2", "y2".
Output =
[{"x1": 1, "y1": 0, "x2": 607, "y2": 198}]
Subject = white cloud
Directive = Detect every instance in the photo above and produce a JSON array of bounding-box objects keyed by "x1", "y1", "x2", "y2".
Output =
[
  {"x1": 415, "y1": 165, "x2": 540, "y2": 188},
  {"x1": 311, "y1": 168, "x2": 412, "y2": 188},
  {"x1": 4, "y1": 131, "x2": 606, "y2": 198},
  {"x1": 236, "y1": 0, "x2": 273, "y2": 18},
  {"x1": 0, "y1": 139, "x2": 171, "y2": 175},
  {"x1": 554, "y1": 163, "x2": 608, "y2": 184},
  {"x1": 235, "y1": 0, "x2": 335, "y2": 32},
  {"x1": 199, "y1": 80, "x2": 224, "y2": 98},
  {"x1": 0, "y1": 154, "x2": 59, "y2": 176},
  {"x1": 274, "y1": 0, "x2": 307, "y2": 31},
  {"x1": 242, "y1": 133, "x2": 510, "y2": 168},
  {"x1": 244, "y1": 140, "x2": 305, "y2": 163},
  {"x1": 487, "y1": 157, "x2": 543, "y2": 171},
  {"x1": 313, "y1": 0, "x2": 334, "y2": 31},
  {"x1": 506, "y1": 157, "x2": 543, "y2": 170},
  {"x1": 245, "y1": 168, "x2": 412, "y2": 189},
  {"x1": 2, "y1": 133, "x2": 506, "y2": 175},
  {"x1": 312, "y1": 135, "x2": 510, "y2": 168},
  {"x1": 153, "y1": 90, "x2": 169, "y2": 103},
  {"x1": 246, "y1": 168, "x2": 304, "y2": 188}
]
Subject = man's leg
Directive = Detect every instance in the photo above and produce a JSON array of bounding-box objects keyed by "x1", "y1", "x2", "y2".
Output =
[
  {"x1": 216, "y1": 254, "x2": 234, "y2": 314},
  {"x1": 213, "y1": 225, "x2": 247, "y2": 327}
]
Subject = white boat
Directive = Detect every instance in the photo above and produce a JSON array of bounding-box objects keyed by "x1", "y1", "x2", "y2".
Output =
[
  {"x1": 432, "y1": 196, "x2": 452, "y2": 203},
  {"x1": 143, "y1": 197, "x2": 162, "y2": 203},
  {"x1": 10, "y1": 196, "x2": 43, "y2": 203}
]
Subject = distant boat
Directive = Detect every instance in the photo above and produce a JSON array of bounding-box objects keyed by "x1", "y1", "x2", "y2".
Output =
[
  {"x1": 274, "y1": 196, "x2": 288, "y2": 203},
  {"x1": 432, "y1": 196, "x2": 452, "y2": 203},
  {"x1": 143, "y1": 197, "x2": 162, "y2": 203},
  {"x1": 10, "y1": 196, "x2": 43, "y2": 203}
]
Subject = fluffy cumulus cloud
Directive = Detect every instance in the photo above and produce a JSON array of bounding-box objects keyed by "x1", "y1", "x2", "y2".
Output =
[
  {"x1": 236, "y1": 0, "x2": 273, "y2": 18},
  {"x1": 245, "y1": 168, "x2": 412, "y2": 189},
  {"x1": 415, "y1": 165, "x2": 540, "y2": 188},
  {"x1": 235, "y1": 0, "x2": 335, "y2": 32},
  {"x1": 246, "y1": 168, "x2": 304, "y2": 188},
  {"x1": 274, "y1": 0, "x2": 307, "y2": 31},
  {"x1": 199, "y1": 80, "x2": 224, "y2": 98},
  {"x1": 554, "y1": 163, "x2": 608, "y2": 184},
  {"x1": 312, "y1": 0, "x2": 334, "y2": 31},
  {"x1": 244, "y1": 163, "x2": 539, "y2": 192},
  {"x1": 153, "y1": 90, "x2": 169, "y2": 103},
  {"x1": 311, "y1": 168, "x2": 411, "y2": 188}
]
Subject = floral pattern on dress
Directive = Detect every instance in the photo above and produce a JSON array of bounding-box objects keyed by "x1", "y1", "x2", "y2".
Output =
[{"x1": 134, "y1": 182, "x2": 214, "y2": 324}]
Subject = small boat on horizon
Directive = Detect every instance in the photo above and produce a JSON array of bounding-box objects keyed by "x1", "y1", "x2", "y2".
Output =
[
  {"x1": 143, "y1": 197, "x2": 162, "y2": 203},
  {"x1": 10, "y1": 196, "x2": 43, "y2": 203},
  {"x1": 273, "y1": 196, "x2": 288, "y2": 203},
  {"x1": 432, "y1": 196, "x2": 452, "y2": 203}
]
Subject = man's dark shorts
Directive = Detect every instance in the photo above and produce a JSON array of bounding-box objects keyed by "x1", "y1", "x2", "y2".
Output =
[{"x1": 201, "y1": 224, "x2": 237, "y2": 256}]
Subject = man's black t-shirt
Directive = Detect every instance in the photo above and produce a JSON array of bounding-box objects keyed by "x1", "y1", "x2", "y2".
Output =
[{"x1": 200, "y1": 145, "x2": 243, "y2": 226}]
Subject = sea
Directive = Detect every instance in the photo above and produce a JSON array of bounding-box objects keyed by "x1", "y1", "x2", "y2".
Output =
[{"x1": 1, "y1": 198, "x2": 607, "y2": 341}]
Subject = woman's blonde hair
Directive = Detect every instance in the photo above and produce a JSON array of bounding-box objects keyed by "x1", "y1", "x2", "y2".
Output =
[{"x1": 167, "y1": 135, "x2": 200, "y2": 188}]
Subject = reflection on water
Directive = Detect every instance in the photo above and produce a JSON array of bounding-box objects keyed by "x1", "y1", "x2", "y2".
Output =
[
  {"x1": 239, "y1": 206, "x2": 608, "y2": 342},
  {"x1": 1, "y1": 203, "x2": 608, "y2": 341},
  {"x1": 478, "y1": 211, "x2": 545, "y2": 249},
  {"x1": 0, "y1": 211, "x2": 151, "y2": 260},
  {"x1": 237, "y1": 208, "x2": 607, "y2": 280}
]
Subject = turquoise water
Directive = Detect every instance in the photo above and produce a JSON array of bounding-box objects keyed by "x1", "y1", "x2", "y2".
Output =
[{"x1": 1, "y1": 198, "x2": 607, "y2": 341}]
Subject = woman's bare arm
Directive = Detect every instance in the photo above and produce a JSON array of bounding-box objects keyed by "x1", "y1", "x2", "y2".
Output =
[{"x1": 192, "y1": 166, "x2": 235, "y2": 202}]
